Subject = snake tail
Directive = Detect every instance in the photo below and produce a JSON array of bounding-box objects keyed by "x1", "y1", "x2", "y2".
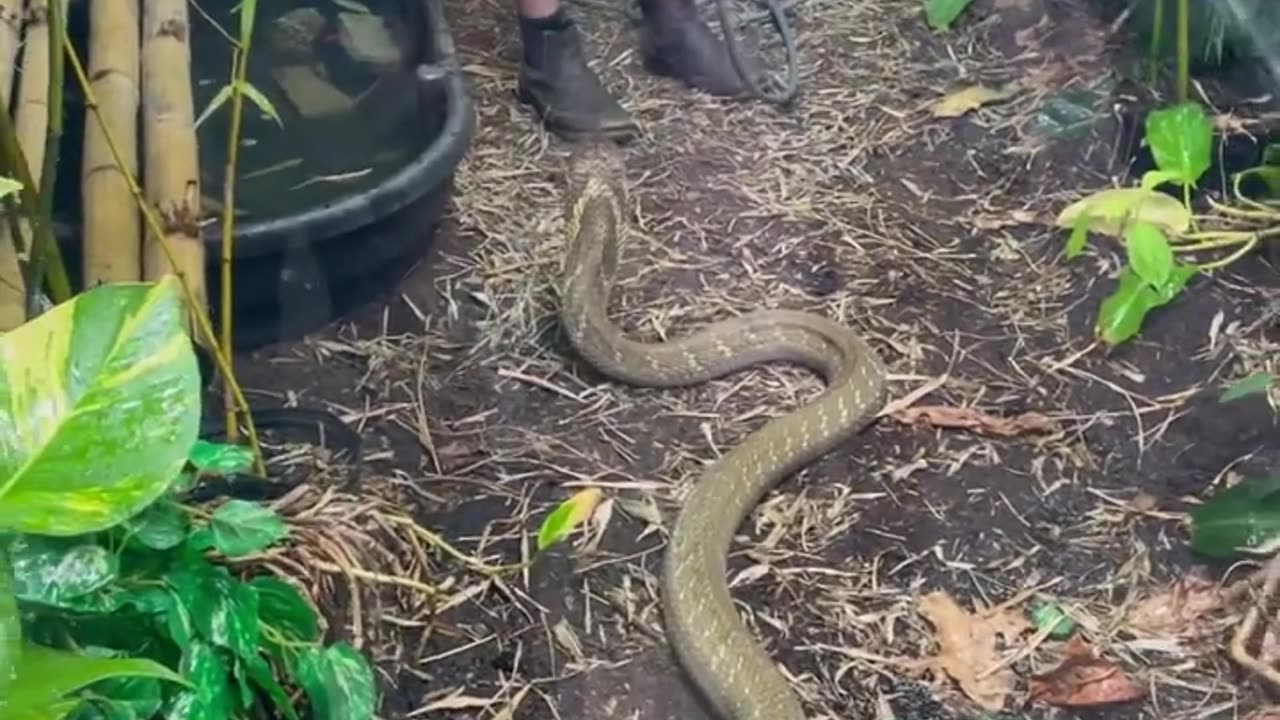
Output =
[{"x1": 558, "y1": 140, "x2": 887, "y2": 720}]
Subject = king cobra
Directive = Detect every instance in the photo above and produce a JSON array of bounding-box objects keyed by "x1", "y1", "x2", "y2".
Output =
[{"x1": 557, "y1": 141, "x2": 888, "y2": 720}]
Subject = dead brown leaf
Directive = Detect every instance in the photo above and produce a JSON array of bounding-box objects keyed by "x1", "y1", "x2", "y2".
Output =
[
  {"x1": 930, "y1": 84, "x2": 1019, "y2": 118},
  {"x1": 919, "y1": 590, "x2": 1030, "y2": 712},
  {"x1": 892, "y1": 405, "x2": 1058, "y2": 437},
  {"x1": 1029, "y1": 636, "x2": 1145, "y2": 707},
  {"x1": 1125, "y1": 575, "x2": 1225, "y2": 638}
]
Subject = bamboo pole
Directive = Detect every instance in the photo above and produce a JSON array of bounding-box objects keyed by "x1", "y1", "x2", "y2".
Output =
[
  {"x1": 141, "y1": 0, "x2": 204, "y2": 325},
  {"x1": 0, "y1": 0, "x2": 25, "y2": 330},
  {"x1": 81, "y1": 0, "x2": 141, "y2": 287}
]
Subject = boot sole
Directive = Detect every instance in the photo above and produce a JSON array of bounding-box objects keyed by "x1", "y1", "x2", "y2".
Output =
[{"x1": 515, "y1": 84, "x2": 639, "y2": 143}]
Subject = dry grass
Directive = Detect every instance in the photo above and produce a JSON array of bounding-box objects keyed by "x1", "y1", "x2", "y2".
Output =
[{"x1": 229, "y1": 0, "x2": 1280, "y2": 717}]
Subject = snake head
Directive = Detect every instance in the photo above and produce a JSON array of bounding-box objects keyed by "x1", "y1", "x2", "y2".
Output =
[{"x1": 565, "y1": 139, "x2": 628, "y2": 206}]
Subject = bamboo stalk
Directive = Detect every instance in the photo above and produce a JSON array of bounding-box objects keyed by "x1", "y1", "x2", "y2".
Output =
[
  {"x1": 0, "y1": 0, "x2": 25, "y2": 330},
  {"x1": 81, "y1": 0, "x2": 141, "y2": 286},
  {"x1": 141, "y1": 0, "x2": 204, "y2": 326}
]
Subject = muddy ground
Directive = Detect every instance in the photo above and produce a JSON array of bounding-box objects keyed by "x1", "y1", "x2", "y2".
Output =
[{"x1": 229, "y1": 0, "x2": 1280, "y2": 718}]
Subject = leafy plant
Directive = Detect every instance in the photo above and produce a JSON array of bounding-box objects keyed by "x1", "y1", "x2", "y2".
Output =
[
  {"x1": 1058, "y1": 101, "x2": 1280, "y2": 346},
  {"x1": 923, "y1": 0, "x2": 975, "y2": 32},
  {"x1": 0, "y1": 279, "x2": 375, "y2": 719}
]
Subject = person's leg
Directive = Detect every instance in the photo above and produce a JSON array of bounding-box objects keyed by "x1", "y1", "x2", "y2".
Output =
[
  {"x1": 637, "y1": 0, "x2": 747, "y2": 98},
  {"x1": 514, "y1": 0, "x2": 637, "y2": 140}
]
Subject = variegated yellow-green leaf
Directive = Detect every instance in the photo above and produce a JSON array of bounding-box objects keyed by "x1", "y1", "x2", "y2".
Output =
[
  {"x1": 0, "y1": 548, "x2": 20, "y2": 702},
  {"x1": 0, "y1": 277, "x2": 201, "y2": 536},
  {"x1": 536, "y1": 488, "x2": 603, "y2": 551},
  {"x1": 1055, "y1": 187, "x2": 1191, "y2": 238}
]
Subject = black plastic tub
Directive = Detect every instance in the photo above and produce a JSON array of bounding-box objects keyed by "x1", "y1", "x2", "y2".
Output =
[{"x1": 57, "y1": 0, "x2": 474, "y2": 350}]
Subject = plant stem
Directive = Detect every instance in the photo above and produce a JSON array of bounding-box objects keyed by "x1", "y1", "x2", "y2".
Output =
[
  {"x1": 26, "y1": 0, "x2": 67, "y2": 315},
  {"x1": 1149, "y1": 0, "x2": 1163, "y2": 87},
  {"x1": 220, "y1": 30, "x2": 255, "y2": 443},
  {"x1": 63, "y1": 26, "x2": 266, "y2": 476},
  {"x1": 1194, "y1": 235, "x2": 1258, "y2": 270},
  {"x1": 0, "y1": 93, "x2": 69, "y2": 307},
  {"x1": 1175, "y1": 0, "x2": 1188, "y2": 102}
]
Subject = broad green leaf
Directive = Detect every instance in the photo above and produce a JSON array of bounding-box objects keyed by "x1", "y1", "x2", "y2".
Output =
[
  {"x1": 241, "y1": 655, "x2": 299, "y2": 720},
  {"x1": 1056, "y1": 187, "x2": 1191, "y2": 239},
  {"x1": 7, "y1": 536, "x2": 118, "y2": 608},
  {"x1": 163, "y1": 642, "x2": 234, "y2": 720},
  {"x1": 292, "y1": 644, "x2": 376, "y2": 720},
  {"x1": 186, "y1": 441, "x2": 254, "y2": 475},
  {"x1": 923, "y1": 0, "x2": 975, "y2": 31},
  {"x1": 125, "y1": 499, "x2": 189, "y2": 551},
  {"x1": 1144, "y1": 102, "x2": 1213, "y2": 187},
  {"x1": 0, "y1": 278, "x2": 201, "y2": 537},
  {"x1": 208, "y1": 500, "x2": 287, "y2": 558},
  {"x1": 167, "y1": 566, "x2": 260, "y2": 660},
  {"x1": 1191, "y1": 476, "x2": 1280, "y2": 557},
  {"x1": 252, "y1": 576, "x2": 319, "y2": 643},
  {"x1": 0, "y1": 176, "x2": 22, "y2": 202},
  {"x1": 1221, "y1": 372, "x2": 1274, "y2": 403},
  {"x1": 1125, "y1": 222, "x2": 1174, "y2": 288},
  {"x1": 2, "y1": 642, "x2": 187, "y2": 716},
  {"x1": 0, "y1": 549, "x2": 20, "y2": 702},
  {"x1": 537, "y1": 488, "x2": 603, "y2": 551},
  {"x1": 67, "y1": 673, "x2": 163, "y2": 720},
  {"x1": 1065, "y1": 211, "x2": 1090, "y2": 259},
  {"x1": 1030, "y1": 603, "x2": 1075, "y2": 639},
  {"x1": 1095, "y1": 264, "x2": 1196, "y2": 346}
]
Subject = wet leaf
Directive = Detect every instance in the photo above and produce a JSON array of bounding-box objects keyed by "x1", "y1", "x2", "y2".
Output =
[
  {"x1": 0, "y1": 278, "x2": 201, "y2": 536},
  {"x1": 252, "y1": 576, "x2": 320, "y2": 645},
  {"x1": 1221, "y1": 372, "x2": 1274, "y2": 403},
  {"x1": 167, "y1": 565, "x2": 260, "y2": 660},
  {"x1": 923, "y1": 0, "x2": 976, "y2": 31},
  {"x1": 919, "y1": 590, "x2": 1029, "y2": 712},
  {"x1": 7, "y1": 535, "x2": 118, "y2": 607},
  {"x1": 3, "y1": 642, "x2": 187, "y2": 717},
  {"x1": 1028, "y1": 635, "x2": 1145, "y2": 707},
  {"x1": 292, "y1": 643, "x2": 377, "y2": 720},
  {"x1": 537, "y1": 488, "x2": 604, "y2": 551},
  {"x1": 186, "y1": 440, "x2": 255, "y2": 476},
  {"x1": 1095, "y1": 264, "x2": 1196, "y2": 347},
  {"x1": 1145, "y1": 102, "x2": 1213, "y2": 187},
  {"x1": 208, "y1": 500, "x2": 287, "y2": 558},
  {"x1": 1056, "y1": 187, "x2": 1191, "y2": 239},
  {"x1": 1031, "y1": 603, "x2": 1076, "y2": 639},
  {"x1": 0, "y1": 549, "x2": 19, "y2": 701},
  {"x1": 1190, "y1": 476, "x2": 1280, "y2": 557},
  {"x1": 1125, "y1": 222, "x2": 1174, "y2": 288},
  {"x1": 163, "y1": 641, "x2": 234, "y2": 720},
  {"x1": 126, "y1": 499, "x2": 190, "y2": 550},
  {"x1": 931, "y1": 83, "x2": 1017, "y2": 117}
]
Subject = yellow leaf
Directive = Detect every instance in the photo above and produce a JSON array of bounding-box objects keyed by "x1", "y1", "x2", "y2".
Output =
[
  {"x1": 1055, "y1": 187, "x2": 1191, "y2": 238},
  {"x1": 931, "y1": 84, "x2": 1018, "y2": 118}
]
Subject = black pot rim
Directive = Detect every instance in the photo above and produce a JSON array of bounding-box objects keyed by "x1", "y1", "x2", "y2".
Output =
[{"x1": 199, "y1": 0, "x2": 475, "y2": 260}]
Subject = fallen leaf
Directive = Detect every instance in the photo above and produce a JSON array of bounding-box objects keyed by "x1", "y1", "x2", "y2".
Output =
[
  {"x1": 1029, "y1": 636, "x2": 1145, "y2": 707},
  {"x1": 1125, "y1": 575, "x2": 1225, "y2": 638},
  {"x1": 931, "y1": 84, "x2": 1019, "y2": 118},
  {"x1": 892, "y1": 406, "x2": 1058, "y2": 437},
  {"x1": 919, "y1": 591, "x2": 1030, "y2": 712}
]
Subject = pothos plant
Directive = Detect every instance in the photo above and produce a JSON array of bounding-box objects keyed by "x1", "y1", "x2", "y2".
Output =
[
  {"x1": 0, "y1": 275, "x2": 374, "y2": 719},
  {"x1": 1057, "y1": 100, "x2": 1280, "y2": 346}
]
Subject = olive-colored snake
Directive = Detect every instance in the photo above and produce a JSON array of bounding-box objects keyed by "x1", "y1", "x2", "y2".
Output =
[{"x1": 557, "y1": 141, "x2": 888, "y2": 720}]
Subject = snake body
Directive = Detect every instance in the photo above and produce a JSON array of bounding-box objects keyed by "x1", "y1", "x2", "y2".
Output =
[{"x1": 558, "y1": 141, "x2": 887, "y2": 720}]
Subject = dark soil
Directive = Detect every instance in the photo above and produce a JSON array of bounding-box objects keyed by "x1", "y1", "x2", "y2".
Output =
[{"x1": 222, "y1": 0, "x2": 1280, "y2": 718}]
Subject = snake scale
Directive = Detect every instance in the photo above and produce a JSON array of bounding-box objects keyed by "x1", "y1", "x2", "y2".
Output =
[{"x1": 557, "y1": 140, "x2": 888, "y2": 720}]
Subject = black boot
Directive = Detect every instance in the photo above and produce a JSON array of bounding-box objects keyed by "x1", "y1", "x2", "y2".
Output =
[
  {"x1": 517, "y1": 11, "x2": 638, "y2": 141},
  {"x1": 639, "y1": 0, "x2": 748, "y2": 98}
]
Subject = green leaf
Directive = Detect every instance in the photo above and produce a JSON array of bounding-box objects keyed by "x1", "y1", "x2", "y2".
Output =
[
  {"x1": 1065, "y1": 211, "x2": 1090, "y2": 259},
  {"x1": 292, "y1": 644, "x2": 376, "y2": 720},
  {"x1": 0, "y1": 278, "x2": 201, "y2": 537},
  {"x1": 1221, "y1": 372, "x2": 1274, "y2": 403},
  {"x1": 1144, "y1": 102, "x2": 1213, "y2": 187},
  {"x1": 1056, "y1": 187, "x2": 1191, "y2": 238},
  {"x1": 252, "y1": 576, "x2": 319, "y2": 643},
  {"x1": 162, "y1": 642, "x2": 234, "y2": 720},
  {"x1": 1030, "y1": 603, "x2": 1075, "y2": 639},
  {"x1": 1139, "y1": 169, "x2": 1185, "y2": 191},
  {"x1": 193, "y1": 84, "x2": 231, "y2": 130},
  {"x1": 1094, "y1": 264, "x2": 1196, "y2": 346},
  {"x1": 7, "y1": 536, "x2": 118, "y2": 608},
  {"x1": 241, "y1": 654, "x2": 300, "y2": 720},
  {"x1": 923, "y1": 0, "x2": 975, "y2": 31},
  {"x1": 536, "y1": 489, "x2": 602, "y2": 551},
  {"x1": 1191, "y1": 476, "x2": 1280, "y2": 557},
  {"x1": 0, "y1": 548, "x2": 20, "y2": 702},
  {"x1": 68, "y1": 674, "x2": 163, "y2": 720},
  {"x1": 2, "y1": 642, "x2": 187, "y2": 716},
  {"x1": 1125, "y1": 222, "x2": 1174, "y2": 288},
  {"x1": 208, "y1": 500, "x2": 287, "y2": 558},
  {"x1": 0, "y1": 176, "x2": 22, "y2": 202},
  {"x1": 238, "y1": 82, "x2": 282, "y2": 128},
  {"x1": 125, "y1": 499, "x2": 190, "y2": 551},
  {"x1": 167, "y1": 566, "x2": 260, "y2": 661},
  {"x1": 186, "y1": 441, "x2": 254, "y2": 476}
]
